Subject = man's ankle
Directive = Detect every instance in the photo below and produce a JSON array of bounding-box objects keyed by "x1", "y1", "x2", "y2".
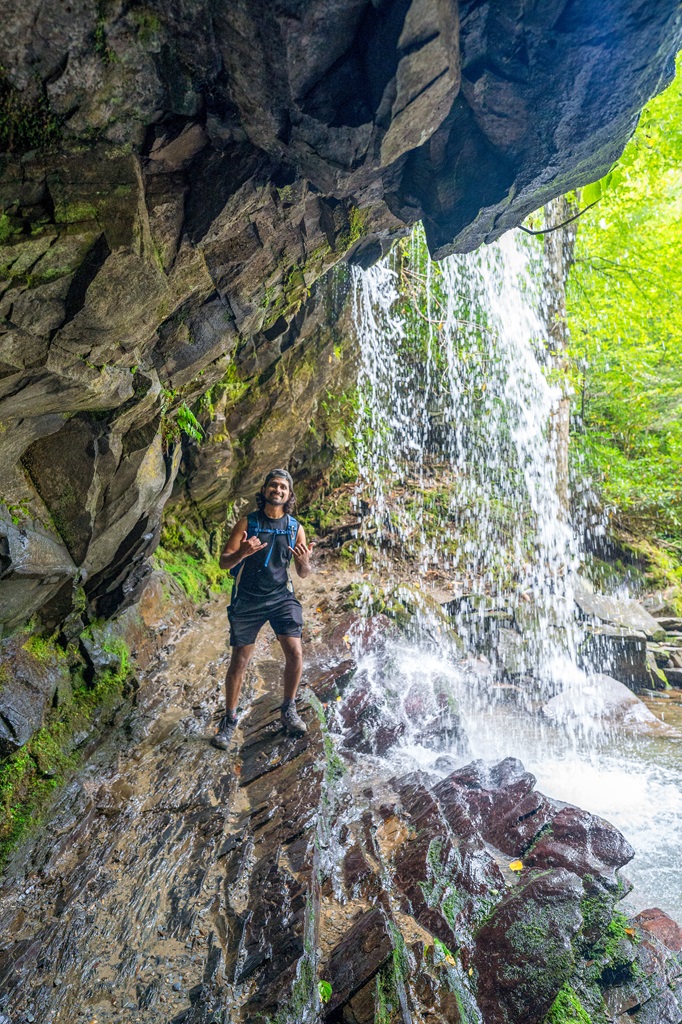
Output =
[
  {"x1": 226, "y1": 707, "x2": 238, "y2": 722},
  {"x1": 281, "y1": 697, "x2": 295, "y2": 710}
]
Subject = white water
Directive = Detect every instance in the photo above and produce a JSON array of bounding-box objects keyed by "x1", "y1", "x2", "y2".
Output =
[{"x1": 349, "y1": 228, "x2": 682, "y2": 921}]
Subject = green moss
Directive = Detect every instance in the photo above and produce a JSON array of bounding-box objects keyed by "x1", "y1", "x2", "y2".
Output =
[
  {"x1": 0, "y1": 212, "x2": 14, "y2": 244},
  {"x1": 307, "y1": 692, "x2": 345, "y2": 784},
  {"x1": 419, "y1": 836, "x2": 465, "y2": 935},
  {"x1": 0, "y1": 71, "x2": 62, "y2": 154},
  {"x1": 132, "y1": 10, "x2": 161, "y2": 45},
  {"x1": 0, "y1": 633, "x2": 130, "y2": 868},
  {"x1": 21, "y1": 634, "x2": 65, "y2": 662},
  {"x1": 155, "y1": 516, "x2": 232, "y2": 603},
  {"x1": 543, "y1": 984, "x2": 592, "y2": 1024},
  {"x1": 54, "y1": 200, "x2": 99, "y2": 225}
]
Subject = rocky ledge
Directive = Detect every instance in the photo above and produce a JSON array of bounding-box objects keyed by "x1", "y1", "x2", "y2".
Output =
[
  {"x1": 2, "y1": 0, "x2": 681, "y2": 639},
  {"x1": 1, "y1": 603, "x2": 681, "y2": 1024}
]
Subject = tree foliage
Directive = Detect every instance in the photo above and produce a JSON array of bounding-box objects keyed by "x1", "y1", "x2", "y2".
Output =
[{"x1": 567, "y1": 54, "x2": 682, "y2": 545}]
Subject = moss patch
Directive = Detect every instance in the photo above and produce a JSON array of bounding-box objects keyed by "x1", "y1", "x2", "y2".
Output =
[
  {"x1": 155, "y1": 516, "x2": 232, "y2": 603},
  {"x1": 543, "y1": 984, "x2": 592, "y2": 1024},
  {"x1": 0, "y1": 631, "x2": 131, "y2": 868},
  {"x1": 0, "y1": 72, "x2": 62, "y2": 154}
]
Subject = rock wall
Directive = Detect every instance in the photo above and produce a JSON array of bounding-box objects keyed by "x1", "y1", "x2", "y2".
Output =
[{"x1": 1, "y1": 0, "x2": 681, "y2": 635}]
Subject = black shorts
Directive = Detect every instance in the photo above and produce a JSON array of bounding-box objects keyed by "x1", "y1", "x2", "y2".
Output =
[{"x1": 228, "y1": 592, "x2": 303, "y2": 647}]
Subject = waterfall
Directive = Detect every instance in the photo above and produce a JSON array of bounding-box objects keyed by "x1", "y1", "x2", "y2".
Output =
[
  {"x1": 344, "y1": 226, "x2": 682, "y2": 921},
  {"x1": 352, "y1": 228, "x2": 582, "y2": 688}
]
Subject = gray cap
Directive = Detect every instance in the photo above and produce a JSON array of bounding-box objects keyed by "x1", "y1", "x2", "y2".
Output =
[{"x1": 263, "y1": 468, "x2": 294, "y2": 489}]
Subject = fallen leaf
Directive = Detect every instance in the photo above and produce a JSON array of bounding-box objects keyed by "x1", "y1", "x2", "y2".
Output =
[
  {"x1": 508, "y1": 860, "x2": 524, "y2": 872},
  {"x1": 468, "y1": 967, "x2": 473, "y2": 976},
  {"x1": 445, "y1": 954, "x2": 456, "y2": 966},
  {"x1": 625, "y1": 927, "x2": 637, "y2": 937}
]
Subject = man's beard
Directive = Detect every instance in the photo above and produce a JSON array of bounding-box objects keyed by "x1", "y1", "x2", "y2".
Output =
[{"x1": 266, "y1": 494, "x2": 287, "y2": 505}]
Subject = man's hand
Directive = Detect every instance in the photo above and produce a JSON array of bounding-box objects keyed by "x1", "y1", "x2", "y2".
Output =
[
  {"x1": 289, "y1": 540, "x2": 314, "y2": 578},
  {"x1": 239, "y1": 531, "x2": 268, "y2": 558}
]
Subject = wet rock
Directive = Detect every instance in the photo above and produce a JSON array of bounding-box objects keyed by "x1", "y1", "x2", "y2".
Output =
[
  {"x1": 665, "y1": 667, "x2": 682, "y2": 688},
  {"x1": 542, "y1": 673, "x2": 679, "y2": 735},
  {"x1": 634, "y1": 908, "x2": 682, "y2": 952},
  {"x1": 325, "y1": 905, "x2": 393, "y2": 1013},
  {"x1": 433, "y1": 757, "x2": 550, "y2": 855},
  {"x1": 473, "y1": 868, "x2": 583, "y2": 1024},
  {"x1": 525, "y1": 804, "x2": 634, "y2": 883},
  {"x1": 657, "y1": 618, "x2": 682, "y2": 633},
  {"x1": 0, "y1": 634, "x2": 70, "y2": 753},
  {"x1": 579, "y1": 626, "x2": 651, "y2": 690},
  {"x1": 574, "y1": 587, "x2": 665, "y2": 640}
]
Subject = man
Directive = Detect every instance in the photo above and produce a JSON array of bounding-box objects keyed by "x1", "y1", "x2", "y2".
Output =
[{"x1": 212, "y1": 468, "x2": 314, "y2": 749}]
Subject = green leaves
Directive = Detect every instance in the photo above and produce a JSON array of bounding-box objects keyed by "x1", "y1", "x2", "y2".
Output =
[
  {"x1": 581, "y1": 166, "x2": 624, "y2": 206},
  {"x1": 318, "y1": 979, "x2": 332, "y2": 1004},
  {"x1": 176, "y1": 403, "x2": 204, "y2": 443},
  {"x1": 567, "y1": 52, "x2": 682, "y2": 544}
]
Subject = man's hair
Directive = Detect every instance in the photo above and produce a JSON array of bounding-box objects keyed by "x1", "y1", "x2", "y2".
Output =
[{"x1": 256, "y1": 469, "x2": 297, "y2": 515}]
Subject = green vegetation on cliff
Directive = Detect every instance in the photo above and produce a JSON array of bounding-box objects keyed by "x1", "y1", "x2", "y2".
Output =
[
  {"x1": 0, "y1": 629, "x2": 131, "y2": 868},
  {"x1": 567, "y1": 56, "x2": 682, "y2": 567}
]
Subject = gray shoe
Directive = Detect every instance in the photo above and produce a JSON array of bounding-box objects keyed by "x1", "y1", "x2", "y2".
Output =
[
  {"x1": 281, "y1": 701, "x2": 307, "y2": 736},
  {"x1": 211, "y1": 714, "x2": 238, "y2": 749}
]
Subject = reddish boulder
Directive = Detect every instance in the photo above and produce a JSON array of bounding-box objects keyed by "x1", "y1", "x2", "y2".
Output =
[
  {"x1": 634, "y1": 908, "x2": 682, "y2": 952},
  {"x1": 473, "y1": 868, "x2": 583, "y2": 1024},
  {"x1": 525, "y1": 804, "x2": 635, "y2": 883}
]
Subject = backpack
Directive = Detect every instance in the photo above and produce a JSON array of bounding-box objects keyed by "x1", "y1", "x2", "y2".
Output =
[{"x1": 230, "y1": 511, "x2": 299, "y2": 593}]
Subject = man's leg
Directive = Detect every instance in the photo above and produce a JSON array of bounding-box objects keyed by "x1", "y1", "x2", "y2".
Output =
[
  {"x1": 225, "y1": 643, "x2": 256, "y2": 714},
  {"x1": 277, "y1": 635, "x2": 307, "y2": 735},
  {"x1": 212, "y1": 643, "x2": 255, "y2": 749},
  {"x1": 278, "y1": 634, "x2": 303, "y2": 700}
]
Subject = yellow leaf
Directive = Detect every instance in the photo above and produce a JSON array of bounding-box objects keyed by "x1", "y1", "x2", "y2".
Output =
[
  {"x1": 468, "y1": 967, "x2": 473, "y2": 976},
  {"x1": 625, "y1": 927, "x2": 637, "y2": 937},
  {"x1": 343, "y1": 634, "x2": 351, "y2": 646},
  {"x1": 445, "y1": 954, "x2": 456, "y2": 966},
  {"x1": 508, "y1": 860, "x2": 524, "y2": 872}
]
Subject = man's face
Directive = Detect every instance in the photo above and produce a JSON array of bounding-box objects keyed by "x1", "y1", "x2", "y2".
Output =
[{"x1": 264, "y1": 476, "x2": 291, "y2": 505}]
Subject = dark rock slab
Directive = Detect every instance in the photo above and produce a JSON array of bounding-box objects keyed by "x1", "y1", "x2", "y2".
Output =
[
  {"x1": 473, "y1": 868, "x2": 583, "y2": 1024},
  {"x1": 325, "y1": 905, "x2": 393, "y2": 1013},
  {"x1": 526, "y1": 803, "x2": 634, "y2": 887}
]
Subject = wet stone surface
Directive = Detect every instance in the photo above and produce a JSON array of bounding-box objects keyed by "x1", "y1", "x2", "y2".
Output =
[{"x1": 1, "y1": 603, "x2": 682, "y2": 1024}]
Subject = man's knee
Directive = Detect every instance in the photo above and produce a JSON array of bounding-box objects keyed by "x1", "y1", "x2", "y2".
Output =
[
  {"x1": 228, "y1": 645, "x2": 254, "y2": 673},
  {"x1": 280, "y1": 637, "x2": 302, "y2": 666}
]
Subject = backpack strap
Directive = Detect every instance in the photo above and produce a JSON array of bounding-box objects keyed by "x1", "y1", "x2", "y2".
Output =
[{"x1": 229, "y1": 512, "x2": 261, "y2": 583}]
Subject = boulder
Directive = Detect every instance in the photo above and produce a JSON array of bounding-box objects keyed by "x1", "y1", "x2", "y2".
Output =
[
  {"x1": 473, "y1": 869, "x2": 583, "y2": 1024},
  {"x1": 542, "y1": 673, "x2": 679, "y2": 735},
  {"x1": 635, "y1": 908, "x2": 682, "y2": 952},
  {"x1": 578, "y1": 626, "x2": 651, "y2": 690},
  {"x1": 574, "y1": 587, "x2": 665, "y2": 640}
]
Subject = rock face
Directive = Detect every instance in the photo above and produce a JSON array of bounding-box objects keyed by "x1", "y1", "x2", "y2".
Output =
[
  {"x1": 1, "y1": 609, "x2": 681, "y2": 1024},
  {"x1": 1, "y1": 0, "x2": 680, "y2": 637}
]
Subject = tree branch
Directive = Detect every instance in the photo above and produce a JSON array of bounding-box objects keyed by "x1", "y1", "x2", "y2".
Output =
[{"x1": 518, "y1": 198, "x2": 601, "y2": 236}]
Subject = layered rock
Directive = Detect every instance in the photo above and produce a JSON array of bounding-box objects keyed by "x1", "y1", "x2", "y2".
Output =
[
  {"x1": 1, "y1": 0, "x2": 680, "y2": 637},
  {"x1": 1, "y1": 606, "x2": 680, "y2": 1024}
]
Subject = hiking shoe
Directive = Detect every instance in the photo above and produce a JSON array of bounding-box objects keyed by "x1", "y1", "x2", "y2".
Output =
[
  {"x1": 211, "y1": 714, "x2": 238, "y2": 749},
  {"x1": 281, "y1": 701, "x2": 307, "y2": 736}
]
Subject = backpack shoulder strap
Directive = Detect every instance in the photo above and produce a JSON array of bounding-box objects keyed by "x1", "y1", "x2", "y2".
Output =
[
  {"x1": 287, "y1": 515, "x2": 299, "y2": 551},
  {"x1": 246, "y1": 511, "x2": 261, "y2": 537}
]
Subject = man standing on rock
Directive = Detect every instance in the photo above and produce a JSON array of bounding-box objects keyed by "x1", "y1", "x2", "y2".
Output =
[{"x1": 211, "y1": 468, "x2": 314, "y2": 749}]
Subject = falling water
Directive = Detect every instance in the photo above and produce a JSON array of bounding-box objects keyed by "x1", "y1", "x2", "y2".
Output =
[
  {"x1": 346, "y1": 226, "x2": 682, "y2": 920},
  {"x1": 353, "y1": 229, "x2": 580, "y2": 681}
]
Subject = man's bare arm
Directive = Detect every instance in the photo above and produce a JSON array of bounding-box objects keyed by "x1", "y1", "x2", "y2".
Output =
[
  {"x1": 290, "y1": 525, "x2": 314, "y2": 578},
  {"x1": 219, "y1": 518, "x2": 268, "y2": 570}
]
